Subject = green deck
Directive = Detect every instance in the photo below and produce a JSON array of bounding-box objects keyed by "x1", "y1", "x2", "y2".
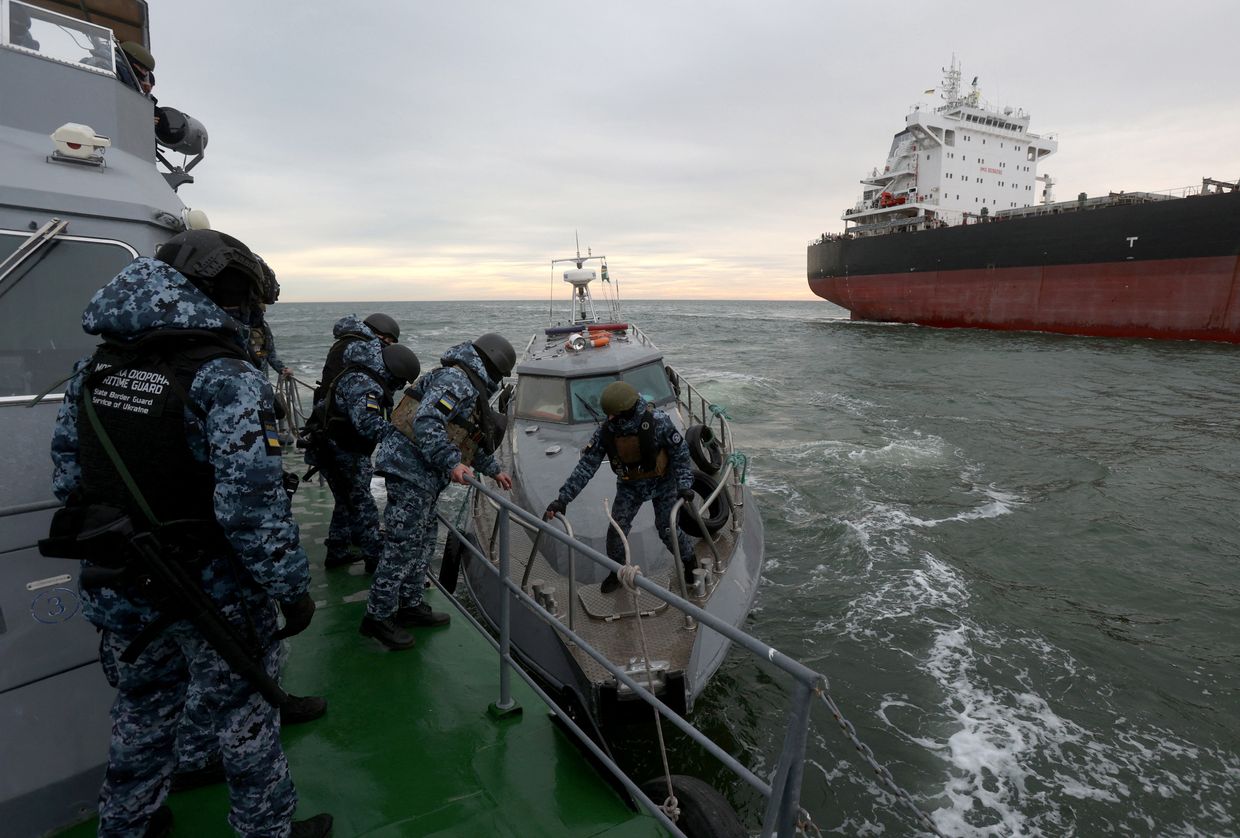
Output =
[{"x1": 62, "y1": 481, "x2": 666, "y2": 837}]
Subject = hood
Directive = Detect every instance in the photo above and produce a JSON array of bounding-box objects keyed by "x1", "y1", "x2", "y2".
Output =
[
  {"x1": 343, "y1": 335, "x2": 395, "y2": 386},
  {"x1": 333, "y1": 314, "x2": 376, "y2": 341},
  {"x1": 440, "y1": 341, "x2": 497, "y2": 393},
  {"x1": 82, "y1": 256, "x2": 247, "y2": 346},
  {"x1": 606, "y1": 395, "x2": 652, "y2": 433}
]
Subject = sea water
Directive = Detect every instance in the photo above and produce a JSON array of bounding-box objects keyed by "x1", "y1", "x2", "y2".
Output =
[{"x1": 267, "y1": 299, "x2": 1240, "y2": 836}]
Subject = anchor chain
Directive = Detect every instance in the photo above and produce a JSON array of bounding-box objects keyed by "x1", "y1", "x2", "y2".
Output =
[{"x1": 814, "y1": 683, "x2": 944, "y2": 837}]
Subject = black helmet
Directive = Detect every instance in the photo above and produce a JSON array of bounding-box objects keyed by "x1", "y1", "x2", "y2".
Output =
[
  {"x1": 155, "y1": 230, "x2": 264, "y2": 306},
  {"x1": 257, "y1": 257, "x2": 279, "y2": 305},
  {"x1": 364, "y1": 313, "x2": 400, "y2": 342},
  {"x1": 381, "y1": 344, "x2": 420, "y2": 386},
  {"x1": 600, "y1": 381, "x2": 639, "y2": 415},
  {"x1": 473, "y1": 332, "x2": 516, "y2": 380}
]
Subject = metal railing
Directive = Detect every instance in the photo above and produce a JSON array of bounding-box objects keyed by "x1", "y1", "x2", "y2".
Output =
[{"x1": 442, "y1": 474, "x2": 824, "y2": 837}]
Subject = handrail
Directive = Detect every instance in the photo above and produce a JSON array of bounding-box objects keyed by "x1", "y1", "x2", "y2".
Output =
[{"x1": 456, "y1": 474, "x2": 820, "y2": 837}]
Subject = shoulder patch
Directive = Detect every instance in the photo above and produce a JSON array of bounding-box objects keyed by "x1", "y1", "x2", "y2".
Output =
[
  {"x1": 436, "y1": 393, "x2": 459, "y2": 415},
  {"x1": 259, "y1": 408, "x2": 282, "y2": 455},
  {"x1": 671, "y1": 431, "x2": 683, "y2": 445},
  {"x1": 365, "y1": 392, "x2": 382, "y2": 412}
]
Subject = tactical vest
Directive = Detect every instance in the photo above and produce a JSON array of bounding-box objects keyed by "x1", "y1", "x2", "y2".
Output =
[
  {"x1": 391, "y1": 389, "x2": 488, "y2": 466},
  {"x1": 321, "y1": 365, "x2": 391, "y2": 455},
  {"x1": 313, "y1": 333, "x2": 368, "y2": 404},
  {"x1": 77, "y1": 330, "x2": 246, "y2": 545},
  {"x1": 601, "y1": 405, "x2": 669, "y2": 481}
]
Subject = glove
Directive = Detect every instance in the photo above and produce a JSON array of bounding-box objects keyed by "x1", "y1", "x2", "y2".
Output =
[
  {"x1": 544, "y1": 499, "x2": 567, "y2": 520},
  {"x1": 275, "y1": 593, "x2": 315, "y2": 639},
  {"x1": 282, "y1": 471, "x2": 300, "y2": 498},
  {"x1": 679, "y1": 488, "x2": 696, "y2": 503}
]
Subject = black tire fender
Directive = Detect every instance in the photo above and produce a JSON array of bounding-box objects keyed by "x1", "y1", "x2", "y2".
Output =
[
  {"x1": 678, "y1": 469, "x2": 731, "y2": 538},
  {"x1": 639, "y1": 775, "x2": 746, "y2": 838},
  {"x1": 685, "y1": 424, "x2": 724, "y2": 474}
]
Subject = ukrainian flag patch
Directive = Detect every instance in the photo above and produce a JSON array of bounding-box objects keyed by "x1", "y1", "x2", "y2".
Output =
[
  {"x1": 259, "y1": 410, "x2": 282, "y2": 455},
  {"x1": 436, "y1": 394, "x2": 458, "y2": 415}
]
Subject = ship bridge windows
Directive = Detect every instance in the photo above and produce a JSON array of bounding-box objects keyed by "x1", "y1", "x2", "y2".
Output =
[
  {"x1": 0, "y1": 231, "x2": 137, "y2": 399},
  {"x1": 4, "y1": 1, "x2": 116, "y2": 75}
]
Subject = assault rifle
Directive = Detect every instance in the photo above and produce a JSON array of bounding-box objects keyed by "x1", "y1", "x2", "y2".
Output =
[{"x1": 40, "y1": 506, "x2": 288, "y2": 707}]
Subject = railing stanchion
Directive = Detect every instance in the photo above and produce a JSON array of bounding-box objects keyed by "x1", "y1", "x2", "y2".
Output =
[
  {"x1": 760, "y1": 679, "x2": 815, "y2": 838},
  {"x1": 488, "y1": 509, "x2": 522, "y2": 719}
]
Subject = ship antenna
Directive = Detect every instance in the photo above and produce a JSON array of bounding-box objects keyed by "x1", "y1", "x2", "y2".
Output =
[{"x1": 575, "y1": 230, "x2": 583, "y2": 269}]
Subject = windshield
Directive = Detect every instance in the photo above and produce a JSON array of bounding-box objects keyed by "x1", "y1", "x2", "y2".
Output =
[
  {"x1": 567, "y1": 361, "x2": 676, "y2": 423},
  {"x1": 0, "y1": 232, "x2": 136, "y2": 398},
  {"x1": 515, "y1": 362, "x2": 677, "y2": 424}
]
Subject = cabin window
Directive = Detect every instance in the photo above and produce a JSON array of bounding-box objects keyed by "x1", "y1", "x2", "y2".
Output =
[
  {"x1": 564, "y1": 362, "x2": 676, "y2": 423},
  {"x1": 5, "y1": 1, "x2": 117, "y2": 75},
  {"x1": 0, "y1": 231, "x2": 137, "y2": 398},
  {"x1": 515, "y1": 375, "x2": 568, "y2": 422}
]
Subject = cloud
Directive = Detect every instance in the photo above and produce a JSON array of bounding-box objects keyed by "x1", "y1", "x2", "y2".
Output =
[{"x1": 151, "y1": 1, "x2": 1240, "y2": 302}]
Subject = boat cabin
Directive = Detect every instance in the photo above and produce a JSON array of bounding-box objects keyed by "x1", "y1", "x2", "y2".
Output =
[{"x1": 513, "y1": 329, "x2": 676, "y2": 424}]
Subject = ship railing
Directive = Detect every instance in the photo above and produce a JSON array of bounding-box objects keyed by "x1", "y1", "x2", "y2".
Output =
[
  {"x1": 443, "y1": 473, "x2": 825, "y2": 838},
  {"x1": 664, "y1": 366, "x2": 742, "y2": 512}
]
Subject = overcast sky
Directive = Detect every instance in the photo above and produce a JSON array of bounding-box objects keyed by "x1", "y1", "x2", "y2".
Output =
[{"x1": 150, "y1": 1, "x2": 1239, "y2": 302}]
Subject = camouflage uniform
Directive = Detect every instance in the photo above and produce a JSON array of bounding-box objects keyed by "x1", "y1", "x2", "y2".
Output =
[
  {"x1": 367, "y1": 342, "x2": 503, "y2": 619},
  {"x1": 50, "y1": 257, "x2": 308, "y2": 837},
  {"x1": 555, "y1": 396, "x2": 696, "y2": 569},
  {"x1": 305, "y1": 317, "x2": 384, "y2": 564}
]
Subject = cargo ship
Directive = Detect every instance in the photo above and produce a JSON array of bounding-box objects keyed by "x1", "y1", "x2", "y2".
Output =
[{"x1": 807, "y1": 59, "x2": 1240, "y2": 343}]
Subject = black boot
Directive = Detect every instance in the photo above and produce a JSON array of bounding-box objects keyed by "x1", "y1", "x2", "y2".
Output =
[
  {"x1": 323, "y1": 549, "x2": 357, "y2": 569},
  {"x1": 143, "y1": 805, "x2": 173, "y2": 838},
  {"x1": 290, "y1": 812, "x2": 334, "y2": 838},
  {"x1": 280, "y1": 694, "x2": 327, "y2": 725},
  {"x1": 170, "y1": 756, "x2": 225, "y2": 792},
  {"x1": 600, "y1": 572, "x2": 621, "y2": 594},
  {"x1": 394, "y1": 602, "x2": 450, "y2": 627},
  {"x1": 363, "y1": 556, "x2": 379, "y2": 574},
  {"x1": 359, "y1": 615, "x2": 415, "y2": 650}
]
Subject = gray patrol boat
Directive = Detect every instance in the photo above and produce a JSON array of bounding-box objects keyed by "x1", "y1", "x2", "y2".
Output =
[
  {"x1": 1, "y1": 1, "x2": 212, "y2": 833},
  {"x1": 459, "y1": 250, "x2": 765, "y2": 735}
]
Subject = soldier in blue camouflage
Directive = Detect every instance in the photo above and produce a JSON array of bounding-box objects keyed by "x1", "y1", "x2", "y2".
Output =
[
  {"x1": 361, "y1": 334, "x2": 515, "y2": 650},
  {"x1": 544, "y1": 380, "x2": 697, "y2": 593},
  {"x1": 308, "y1": 336, "x2": 419, "y2": 573},
  {"x1": 50, "y1": 230, "x2": 331, "y2": 838},
  {"x1": 305, "y1": 313, "x2": 401, "y2": 570}
]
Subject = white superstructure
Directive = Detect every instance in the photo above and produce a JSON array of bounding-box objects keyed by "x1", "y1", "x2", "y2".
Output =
[{"x1": 844, "y1": 58, "x2": 1057, "y2": 235}]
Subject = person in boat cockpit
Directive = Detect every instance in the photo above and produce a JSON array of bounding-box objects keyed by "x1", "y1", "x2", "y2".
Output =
[
  {"x1": 544, "y1": 381, "x2": 697, "y2": 593},
  {"x1": 116, "y1": 40, "x2": 156, "y2": 98}
]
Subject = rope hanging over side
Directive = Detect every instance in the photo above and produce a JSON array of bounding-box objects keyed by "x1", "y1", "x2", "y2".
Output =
[{"x1": 603, "y1": 499, "x2": 680, "y2": 824}]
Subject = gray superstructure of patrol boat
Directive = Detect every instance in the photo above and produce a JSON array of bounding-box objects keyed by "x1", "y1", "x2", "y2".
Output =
[
  {"x1": 0, "y1": 2, "x2": 210, "y2": 833},
  {"x1": 460, "y1": 250, "x2": 765, "y2": 734}
]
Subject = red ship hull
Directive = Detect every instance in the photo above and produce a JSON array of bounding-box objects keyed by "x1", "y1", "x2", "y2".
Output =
[{"x1": 810, "y1": 256, "x2": 1240, "y2": 342}]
